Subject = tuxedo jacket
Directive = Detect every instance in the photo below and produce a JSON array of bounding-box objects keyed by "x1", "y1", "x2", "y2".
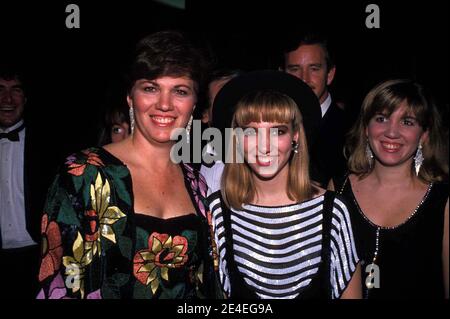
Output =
[
  {"x1": 23, "y1": 123, "x2": 61, "y2": 244},
  {"x1": 314, "y1": 102, "x2": 349, "y2": 187}
]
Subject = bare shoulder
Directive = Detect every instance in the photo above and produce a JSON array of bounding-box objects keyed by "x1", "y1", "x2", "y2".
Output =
[
  {"x1": 103, "y1": 139, "x2": 124, "y2": 154},
  {"x1": 348, "y1": 173, "x2": 364, "y2": 186},
  {"x1": 348, "y1": 173, "x2": 375, "y2": 195},
  {"x1": 103, "y1": 139, "x2": 132, "y2": 163}
]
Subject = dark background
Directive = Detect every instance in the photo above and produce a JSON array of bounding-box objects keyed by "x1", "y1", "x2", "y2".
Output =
[{"x1": 1, "y1": 0, "x2": 448, "y2": 161}]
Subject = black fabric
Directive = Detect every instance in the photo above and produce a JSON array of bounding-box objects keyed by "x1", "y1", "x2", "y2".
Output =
[
  {"x1": 336, "y1": 176, "x2": 448, "y2": 299},
  {"x1": 220, "y1": 191, "x2": 335, "y2": 299},
  {"x1": 0, "y1": 245, "x2": 40, "y2": 298},
  {"x1": 0, "y1": 122, "x2": 60, "y2": 298},
  {"x1": 314, "y1": 102, "x2": 348, "y2": 187},
  {"x1": 211, "y1": 69, "x2": 324, "y2": 188},
  {"x1": 0, "y1": 123, "x2": 24, "y2": 141},
  {"x1": 134, "y1": 214, "x2": 200, "y2": 237},
  {"x1": 23, "y1": 124, "x2": 61, "y2": 244},
  {"x1": 211, "y1": 70, "x2": 321, "y2": 161},
  {"x1": 320, "y1": 190, "x2": 335, "y2": 298}
]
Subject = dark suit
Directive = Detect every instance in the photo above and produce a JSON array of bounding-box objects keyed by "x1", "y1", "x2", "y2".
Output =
[
  {"x1": 314, "y1": 102, "x2": 349, "y2": 187},
  {"x1": 24, "y1": 124, "x2": 60, "y2": 242},
  {"x1": 0, "y1": 121, "x2": 60, "y2": 298}
]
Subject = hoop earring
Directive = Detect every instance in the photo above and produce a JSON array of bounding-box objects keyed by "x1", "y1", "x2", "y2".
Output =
[
  {"x1": 365, "y1": 140, "x2": 374, "y2": 168},
  {"x1": 129, "y1": 107, "x2": 135, "y2": 135},
  {"x1": 291, "y1": 140, "x2": 299, "y2": 154},
  {"x1": 414, "y1": 143, "x2": 424, "y2": 176},
  {"x1": 186, "y1": 115, "x2": 193, "y2": 144}
]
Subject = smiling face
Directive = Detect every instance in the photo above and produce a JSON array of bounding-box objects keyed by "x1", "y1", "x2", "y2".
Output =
[
  {"x1": 0, "y1": 77, "x2": 26, "y2": 129},
  {"x1": 239, "y1": 121, "x2": 298, "y2": 180},
  {"x1": 127, "y1": 76, "x2": 197, "y2": 145},
  {"x1": 223, "y1": 90, "x2": 315, "y2": 209},
  {"x1": 284, "y1": 44, "x2": 335, "y2": 104},
  {"x1": 367, "y1": 101, "x2": 428, "y2": 169}
]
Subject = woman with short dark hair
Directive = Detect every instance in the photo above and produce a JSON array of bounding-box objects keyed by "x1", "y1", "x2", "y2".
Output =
[{"x1": 36, "y1": 30, "x2": 220, "y2": 299}]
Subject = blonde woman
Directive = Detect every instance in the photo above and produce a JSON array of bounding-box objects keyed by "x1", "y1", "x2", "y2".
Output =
[{"x1": 208, "y1": 71, "x2": 361, "y2": 299}]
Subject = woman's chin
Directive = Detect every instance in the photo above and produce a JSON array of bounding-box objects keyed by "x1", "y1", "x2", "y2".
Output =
[{"x1": 252, "y1": 168, "x2": 279, "y2": 180}]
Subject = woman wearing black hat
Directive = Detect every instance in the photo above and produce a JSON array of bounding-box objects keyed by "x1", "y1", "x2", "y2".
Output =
[{"x1": 208, "y1": 70, "x2": 361, "y2": 299}]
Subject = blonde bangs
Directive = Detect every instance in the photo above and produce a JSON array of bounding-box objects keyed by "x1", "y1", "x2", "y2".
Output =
[
  {"x1": 234, "y1": 91, "x2": 297, "y2": 128},
  {"x1": 222, "y1": 90, "x2": 318, "y2": 210}
]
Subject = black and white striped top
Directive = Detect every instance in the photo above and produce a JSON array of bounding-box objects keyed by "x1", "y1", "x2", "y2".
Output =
[{"x1": 210, "y1": 193, "x2": 359, "y2": 299}]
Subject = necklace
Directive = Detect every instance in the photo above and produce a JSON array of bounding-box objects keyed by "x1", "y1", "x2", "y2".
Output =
[
  {"x1": 338, "y1": 176, "x2": 433, "y2": 297},
  {"x1": 365, "y1": 227, "x2": 380, "y2": 290}
]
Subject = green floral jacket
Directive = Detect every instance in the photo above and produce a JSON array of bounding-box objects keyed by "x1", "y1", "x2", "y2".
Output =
[{"x1": 36, "y1": 147, "x2": 221, "y2": 299}]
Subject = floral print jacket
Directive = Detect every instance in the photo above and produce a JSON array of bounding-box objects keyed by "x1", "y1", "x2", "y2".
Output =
[{"x1": 37, "y1": 147, "x2": 221, "y2": 299}]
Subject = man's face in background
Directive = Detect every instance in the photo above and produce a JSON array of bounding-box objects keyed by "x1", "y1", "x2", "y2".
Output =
[{"x1": 0, "y1": 77, "x2": 26, "y2": 128}]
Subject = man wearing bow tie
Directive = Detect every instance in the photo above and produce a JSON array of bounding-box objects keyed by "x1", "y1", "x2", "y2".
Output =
[{"x1": 0, "y1": 67, "x2": 48, "y2": 298}]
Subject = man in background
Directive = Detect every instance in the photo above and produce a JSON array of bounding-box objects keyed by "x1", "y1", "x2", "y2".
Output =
[
  {"x1": 0, "y1": 64, "x2": 58, "y2": 298},
  {"x1": 283, "y1": 33, "x2": 348, "y2": 186}
]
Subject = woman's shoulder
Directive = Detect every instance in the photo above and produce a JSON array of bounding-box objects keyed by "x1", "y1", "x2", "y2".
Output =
[
  {"x1": 57, "y1": 146, "x2": 127, "y2": 182},
  {"x1": 322, "y1": 190, "x2": 355, "y2": 223},
  {"x1": 181, "y1": 162, "x2": 210, "y2": 217},
  {"x1": 62, "y1": 147, "x2": 108, "y2": 172},
  {"x1": 431, "y1": 180, "x2": 449, "y2": 197},
  {"x1": 46, "y1": 146, "x2": 130, "y2": 221},
  {"x1": 424, "y1": 181, "x2": 449, "y2": 215},
  {"x1": 183, "y1": 162, "x2": 208, "y2": 186},
  {"x1": 332, "y1": 192, "x2": 353, "y2": 212},
  {"x1": 331, "y1": 172, "x2": 352, "y2": 195}
]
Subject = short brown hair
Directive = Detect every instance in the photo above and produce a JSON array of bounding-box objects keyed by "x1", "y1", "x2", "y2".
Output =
[{"x1": 127, "y1": 30, "x2": 207, "y2": 94}]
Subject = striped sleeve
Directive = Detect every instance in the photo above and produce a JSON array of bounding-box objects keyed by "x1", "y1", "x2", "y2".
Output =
[
  {"x1": 329, "y1": 196, "x2": 359, "y2": 299},
  {"x1": 208, "y1": 192, "x2": 231, "y2": 297}
]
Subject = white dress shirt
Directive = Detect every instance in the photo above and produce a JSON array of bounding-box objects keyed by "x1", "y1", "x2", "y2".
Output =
[
  {"x1": 0, "y1": 120, "x2": 37, "y2": 249},
  {"x1": 200, "y1": 142, "x2": 225, "y2": 196},
  {"x1": 320, "y1": 93, "x2": 332, "y2": 118}
]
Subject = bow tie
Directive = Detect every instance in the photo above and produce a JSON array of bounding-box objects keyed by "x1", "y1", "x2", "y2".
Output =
[{"x1": 0, "y1": 124, "x2": 25, "y2": 142}]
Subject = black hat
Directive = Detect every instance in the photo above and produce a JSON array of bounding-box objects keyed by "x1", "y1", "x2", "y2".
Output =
[{"x1": 212, "y1": 70, "x2": 321, "y2": 151}]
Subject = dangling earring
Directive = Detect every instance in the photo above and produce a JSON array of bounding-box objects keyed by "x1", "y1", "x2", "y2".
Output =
[
  {"x1": 186, "y1": 115, "x2": 193, "y2": 144},
  {"x1": 414, "y1": 143, "x2": 424, "y2": 176},
  {"x1": 365, "y1": 140, "x2": 374, "y2": 168},
  {"x1": 291, "y1": 140, "x2": 299, "y2": 154},
  {"x1": 129, "y1": 107, "x2": 135, "y2": 135}
]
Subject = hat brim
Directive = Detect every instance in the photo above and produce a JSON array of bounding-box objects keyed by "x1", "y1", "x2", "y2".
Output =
[{"x1": 212, "y1": 70, "x2": 321, "y2": 151}]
